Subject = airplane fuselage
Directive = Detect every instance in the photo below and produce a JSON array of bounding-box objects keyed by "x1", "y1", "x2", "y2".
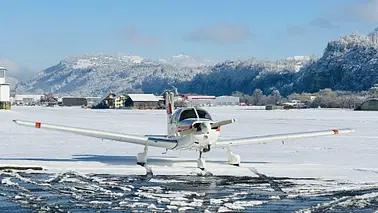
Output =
[
  {"x1": 167, "y1": 107, "x2": 220, "y2": 151},
  {"x1": 173, "y1": 118, "x2": 220, "y2": 151}
]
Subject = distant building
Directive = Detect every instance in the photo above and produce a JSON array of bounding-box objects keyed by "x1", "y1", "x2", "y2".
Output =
[
  {"x1": 114, "y1": 94, "x2": 126, "y2": 109},
  {"x1": 92, "y1": 92, "x2": 116, "y2": 109},
  {"x1": 282, "y1": 100, "x2": 306, "y2": 109},
  {"x1": 59, "y1": 97, "x2": 87, "y2": 107},
  {"x1": 85, "y1": 97, "x2": 101, "y2": 108},
  {"x1": 215, "y1": 96, "x2": 240, "y2": 106},
  {"x1": 40, "y1": 93, "x2": 58, "y2": 107},
  {"x1": 156, "y1": 95, "x2": 166, "y2": 108},
  {"x1": 355, "y1": 99, "x2": 378, "y2": 111},
  {"x1": 0, "y1": 67, "x2": 10, "y2": 110},
  {"x1": 183, "y1": 95, "x2": 240, "y2": 107},
  {"x1": 265, "y1": 105, "x2": 284, "y2": 110},
  {"x1": 185, "y1": 95, "x2": 216, "y2": 107},
  {"x1": 12, "y1": 94, "x2": 43, "y2": 106},
  {"x1": 124, "y1": 94, "x2": 159, "y2": 109},
  {"x1": 296, "y1": 95, "x2": 316, "y2": 102}
]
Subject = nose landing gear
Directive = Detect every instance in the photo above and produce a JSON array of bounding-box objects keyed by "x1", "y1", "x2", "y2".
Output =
[{"x1": 197, "y1": 151, "x2": 206, "y2": 171}]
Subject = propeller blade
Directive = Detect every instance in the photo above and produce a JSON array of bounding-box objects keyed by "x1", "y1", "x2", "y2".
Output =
[
  {"x1": 178, "y1": 128, "x2": 196, "y2": 135},
  {"x1": 211, "y1": 119, "x2": 236, "y2": 129}
]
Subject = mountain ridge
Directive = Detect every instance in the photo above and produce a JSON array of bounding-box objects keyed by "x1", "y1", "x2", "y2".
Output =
[{"x1": 18, "y1": 27, "x2": 378, "y2": 97}]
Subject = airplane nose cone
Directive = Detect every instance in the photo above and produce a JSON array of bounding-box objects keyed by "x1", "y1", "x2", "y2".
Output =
[{"x1": 200, "y1": 121, "x2": 212, "y2": 134}]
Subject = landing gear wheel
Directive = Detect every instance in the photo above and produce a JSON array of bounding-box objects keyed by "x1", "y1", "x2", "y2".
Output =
[
  {"x1": 197, "y1": 156, "x2": 206, "y2": 171},
  {"x1": 227, "y1": 149, "x2": 241, "y2": 166},
  {"x1": 137, "y1": 145, "x2": 148, "y2": 166}
]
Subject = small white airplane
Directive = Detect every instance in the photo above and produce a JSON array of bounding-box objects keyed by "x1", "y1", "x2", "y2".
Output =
[{"x1": 13, "y1": 92, "x2": 354, "y2": 172}]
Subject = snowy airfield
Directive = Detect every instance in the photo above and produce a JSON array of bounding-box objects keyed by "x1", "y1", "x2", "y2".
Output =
[{"x1": 1, "y1": 106, "x2": 378, "y2": 212}]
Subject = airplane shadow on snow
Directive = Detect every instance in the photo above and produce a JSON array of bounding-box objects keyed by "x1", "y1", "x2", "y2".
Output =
[{"x1": 0, "y1": 154, "x2": 270, "y2": 167}]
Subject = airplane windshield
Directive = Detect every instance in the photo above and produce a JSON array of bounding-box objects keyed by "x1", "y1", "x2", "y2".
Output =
[
  {"x1": 196, "y1": 109, "x2": 212, "y2": 120},
  {"x1": 178, "y1": 108, "x2": 212, "y2": 121},
  {"x1": 171, "y1": 108, "x2": 182, "y2": 123},
  {"x1": 179, "y1": 109, "x2": 197, "y2": 121}
]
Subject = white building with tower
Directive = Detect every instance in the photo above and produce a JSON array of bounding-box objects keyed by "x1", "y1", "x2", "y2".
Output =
[{"x1": 0, "y1": 67, "x2": 10, "y2": 110}]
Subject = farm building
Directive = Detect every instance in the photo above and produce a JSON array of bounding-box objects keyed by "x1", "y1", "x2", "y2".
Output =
[
  {"x1": 124, "y1": 94, "x2": 159, "y2": 109},
  {"x1": 355, "y1": 99, "x2": 378, "y2": 111},
  {"x1": 114, "y1": 94, "x2": 126, "y2": 109},
  {"x1": 92, "y1": 92, "x2": 116, "y2": 109},
  {"x1": 59, "y1": 97, "x2": 87, "y2": 107},
  {"x1": 85, "y1": 97, "x2": 101, "y2": 108}
]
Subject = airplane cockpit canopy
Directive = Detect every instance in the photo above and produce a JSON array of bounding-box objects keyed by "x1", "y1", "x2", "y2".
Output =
[{"x1": 171, "y1": 108, "x2": 212, "y2": 123}]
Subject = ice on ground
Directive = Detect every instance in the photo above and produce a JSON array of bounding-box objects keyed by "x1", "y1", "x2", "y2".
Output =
[{"x1": 158, "y1": 197, "x2": 171, "y2": 204}]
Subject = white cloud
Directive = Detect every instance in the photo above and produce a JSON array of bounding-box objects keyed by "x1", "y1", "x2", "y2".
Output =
[
  {"x1": 309, "y1": 18, "x2": 339, "y2": 29},
  {"x1": 184, "y1": 24, "x2": 253, "y2": 43},
  {"x1": 0, "y1": 57, "x2": 36, "y2": 81},
  {"x1": 124, "y1": 25, "x2": 160, "y2": 45},
  {"x1": 331, "y1": 0, "x2": 378, "y2": 23},
  {"x1": 285, "y1": 25, "x2": 306, "y2": 36}
]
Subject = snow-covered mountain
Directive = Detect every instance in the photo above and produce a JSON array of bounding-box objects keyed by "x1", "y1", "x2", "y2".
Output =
[
  {"x1": 174, "y1": 56, "x2": 314, "y2": 96},
  {"x1": 19, "y1": 27, "x2": 378, "y2": 97},
  {"x1": 18, "y1": 53, "x2": 313, "y2": 96},
  {"x1": 159, "y1": 54, "x2": 213, "y2": 68},
  {"x1": 295, "y1": 30, "x2": 378, "y2": 93},
  {"x1": 177, "y1": 28, "x2": 378, "y2": 96},
  {"x1": 18, "y1": 53, "x2": 211, "y2": 96}
]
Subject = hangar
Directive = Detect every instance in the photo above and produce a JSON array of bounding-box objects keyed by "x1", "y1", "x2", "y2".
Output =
[{"x1": 124, "y1": 94, "x2": 159, "y2": 109}]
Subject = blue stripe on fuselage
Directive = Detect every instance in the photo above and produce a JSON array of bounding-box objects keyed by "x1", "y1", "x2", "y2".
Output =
[{"x1": 147, "y1": 137, "x2": 178, "y2": 143}]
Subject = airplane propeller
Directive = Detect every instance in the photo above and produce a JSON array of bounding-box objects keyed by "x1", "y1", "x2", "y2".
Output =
[
  {"x1": 178, "y1": 119, "x2": 236, "y2": 136},
  {"x1": 210, "y1": 119, "x2": 236, "y2": 129},
  {"x1": 199, "y1": 121, "x2": 212, "y2": 133}
]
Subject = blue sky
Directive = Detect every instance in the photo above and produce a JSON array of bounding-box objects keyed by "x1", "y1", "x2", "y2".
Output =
[{"x1": 0, "y1": 0, "x2": 377, "y2": 71}]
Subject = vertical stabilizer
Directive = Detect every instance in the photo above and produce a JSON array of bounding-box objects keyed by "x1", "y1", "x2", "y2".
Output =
[{"x1": 165, "y1": 91, "x2": 175, "y2": 135}]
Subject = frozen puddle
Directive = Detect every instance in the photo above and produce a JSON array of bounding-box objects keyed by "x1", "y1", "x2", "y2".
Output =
[{"x1": 1, "y1": 171, "x2": 378, "y2": 212}]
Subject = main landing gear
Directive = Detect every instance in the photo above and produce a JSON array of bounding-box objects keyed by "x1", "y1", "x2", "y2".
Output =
[
  {"x1": 196, "y1": 147, "x2": 241, "y2": 171},
  {"x1": 197, "y1": 151, "x2": 206, "y2": 171},
  {"x1": 195, "y1": 147, "x2": 241, "y2": 177},
  {"x1": 137, "y1": 144, "x2": 153, "y2": 176},
  {"x1": 137, "y1": 145, "x2": 148, "y2": 166},
  {"x1": 227, "y1": 148, "x2": 241, "y2": 167}
]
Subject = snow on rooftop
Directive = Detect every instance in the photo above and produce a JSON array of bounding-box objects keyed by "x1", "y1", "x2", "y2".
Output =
[{"x1": 127, "y1": 94, "x2": 159, "y2": 102}]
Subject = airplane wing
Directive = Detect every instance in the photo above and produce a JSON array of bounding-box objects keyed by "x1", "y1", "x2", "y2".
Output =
[
  {"x1": 13, "y1": 120, "x2": 177, "y2": 149},
  {"x1": 213, "y1": 128, "x2": 354, "y2": 148}
]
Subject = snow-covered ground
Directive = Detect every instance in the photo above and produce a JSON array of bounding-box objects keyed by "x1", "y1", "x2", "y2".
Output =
[{"x1": 0, "y1": 106, "x2": 377, "y2": 184}]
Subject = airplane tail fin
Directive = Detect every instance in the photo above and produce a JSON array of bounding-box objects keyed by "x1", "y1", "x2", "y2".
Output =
[
  {"x1": 165, "y1": 91, "x2": 174, "y2": 116},
  {"x1": 165, "y1": 91, "x2": 174, "y2": 135}
]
